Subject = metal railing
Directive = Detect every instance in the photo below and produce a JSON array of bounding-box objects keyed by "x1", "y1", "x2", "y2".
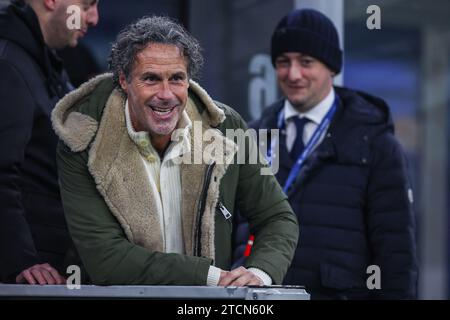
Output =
[{"x1": 0, "y1": 284, "x2": 309, "y2": 300}]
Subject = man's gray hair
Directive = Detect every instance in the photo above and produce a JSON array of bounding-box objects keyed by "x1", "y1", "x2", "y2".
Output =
[{"x1": 109, "y1": 15, "x2": 203, "y2": 88}]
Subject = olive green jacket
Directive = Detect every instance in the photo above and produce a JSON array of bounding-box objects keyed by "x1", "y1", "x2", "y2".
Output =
[{"x1": 52, "y1": 73, "x2": 298, "y2": 285}]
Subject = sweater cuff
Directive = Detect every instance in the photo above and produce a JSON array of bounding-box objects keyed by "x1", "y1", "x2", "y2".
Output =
[
  {"x1": 207, "y1": 266, "x2": 222, "y2": 286},
  {"x1": 248, "y1": 268, "x2": 273, "y2": 285}
]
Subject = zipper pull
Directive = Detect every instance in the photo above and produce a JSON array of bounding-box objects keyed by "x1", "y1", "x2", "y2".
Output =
[{"x1": 218, "y1": 202, "x2": 232, "y2": 220}]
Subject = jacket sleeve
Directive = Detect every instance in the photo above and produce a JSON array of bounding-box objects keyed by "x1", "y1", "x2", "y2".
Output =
[
  {"x1": 230, "y1": 116, "x2": 269, "y2": 269},
  {"x1": 367, "y1": 132, "x2": 418, "y2": 299},
  {"x1": 56, "y1": 141, "x2": 213, "y2": 285},
  {"x1": 228, "y1": 110, "x2": 299, "y2": 285},
  {"x1": 0, "y1": 60, "x2": 40, "y2": 281}
]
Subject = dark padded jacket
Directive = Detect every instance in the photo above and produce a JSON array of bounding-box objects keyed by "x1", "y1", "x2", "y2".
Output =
[
  {"x1": 234, "y1": 87, "x2": 418, "y2": 299},
  {"x1": 0, "y1": 1, "x2": 72, "y2": 282}
]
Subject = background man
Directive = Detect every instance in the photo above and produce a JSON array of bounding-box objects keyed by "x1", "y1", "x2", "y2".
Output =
[
  {"x1": 52, "y1": 16, "x2": 298, "y2": 286},
  {"x1": 0, "y1": 0, "x2": 99, "y2": 284},
  {"x1": 234, "y1": 8, "x2": 418, "y2": 299}
]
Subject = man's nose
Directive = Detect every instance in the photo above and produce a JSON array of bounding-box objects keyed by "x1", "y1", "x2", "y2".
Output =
[
  {"x1": 86, "y1": 5, "x2": 99, "y2": 27},
  {"x1": 287, "y1": 63, "x2": 304, "y2": 81},
  {"x1": 157, "y1": 81, "x2": 176, "y2": 100}
]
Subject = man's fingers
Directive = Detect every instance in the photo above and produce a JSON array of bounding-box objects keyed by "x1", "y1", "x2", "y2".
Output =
[
  {"x1": 55, "y1": 273, "x2": 66, "y2": 285},
  {"x1": 249, "y1": 277, "x2": 264, "y2": 286},
  {"x1": 41, "y1": 263, "x2": 54, "y2": 272},
  {"x1": 219, "y1": 267, "x2": 264, "y2": 287},
  {"x1": 230, "y1": 272, "x2": 256, "y2": 287},
  {"x1": 218, "y1": 275, "x2": 236, "y2": 287},
  {"x1": 231, "y1": 274, "x2": 263, "y2": 287},
  {"x1": 55, "y1": 272, "x2": 66, "y2": 285},
  {"x1": 30, "y1": 268, "x2": 47, "y2": 285},
  {"x1": 42, "y1": 263, "x2": 66, "y2": 284},
  {"x1": 21, "y1": 269, "x2": 37, "y2": 285},
  {"x1": 15, "y1": 273, "x2": 24, "y2": 284},
  {"x1": 14, "y1": 263, "x2": 65, "y2": 285},
  {"x1": 218, "y1": 269, "x2": 241, "y2": 286},
  {"x1": 40, "y1": 269, "x2": 56, "y2": 285},
  {"x1": 218, "y1": 267, "x2": 247, "y2": 286},
  {"x1": 46, "y1": 266, "x2": 66, "y2": 285}
]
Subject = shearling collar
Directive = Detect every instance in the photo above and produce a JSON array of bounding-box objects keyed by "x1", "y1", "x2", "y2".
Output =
[{"x1": 52, "y1": 73, "x2": 226, "y2": 153}]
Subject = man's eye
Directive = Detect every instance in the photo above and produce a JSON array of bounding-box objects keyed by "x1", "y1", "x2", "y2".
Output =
[
  {"x1": 171, "y1": 75, "x2": 185, "y2": 82},
  {"x1": 275, "y1": 60, "x2": 289, "y2": 67},
  {"x1": 143, "y1": 76, "x2": 158, "y2": 82},
  {"x1": 301, "y1": 59, "x2": 313, "y2": 66},
  {"x1": 84, "y1": 0, "x2": 97, "y2": 10}
]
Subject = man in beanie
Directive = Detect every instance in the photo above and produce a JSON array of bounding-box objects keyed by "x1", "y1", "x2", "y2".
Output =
[{"x1": 233, "y1": 8, "x2": 418, "y2": 299}]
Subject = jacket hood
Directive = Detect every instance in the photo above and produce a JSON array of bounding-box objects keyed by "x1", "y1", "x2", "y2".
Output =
[
  {"x1": 52, "y1": 73, "x2": 226, "y2": 152},
  {"x1": 335, "y1": 86, "x2": 395, "y2": 134},
  {"x1": 0, "y1": 1, "x2": 67, "y2": 98},
  {"x1": 0, "y1": 1, "x2": 46, "y2": 66}
]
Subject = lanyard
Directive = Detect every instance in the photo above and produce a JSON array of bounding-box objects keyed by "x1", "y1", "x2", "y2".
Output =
[{"x1": 266, "y1": 99, "x2": 338, "y2": 194}]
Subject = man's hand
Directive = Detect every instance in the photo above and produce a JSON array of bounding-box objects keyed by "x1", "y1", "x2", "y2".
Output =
[
  {"x1": 15, "y1": 263, "x2": 66, "y2": 285},
  {"x1": 218, "y1": 266, "x2": 263, "y2": 287}
]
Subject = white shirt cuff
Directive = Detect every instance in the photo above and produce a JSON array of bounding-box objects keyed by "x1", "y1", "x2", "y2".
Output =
[
  {"x1": 248, "y1": 268, "x2": 273, "y2": 286},
  {"x1": 207, "y1": 266, "x2": 222, "y2": 286}
]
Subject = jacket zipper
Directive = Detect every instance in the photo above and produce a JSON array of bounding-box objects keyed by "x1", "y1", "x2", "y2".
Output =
[{"x1": 194, "y1": 162, "x2": 216, "y2": 257}]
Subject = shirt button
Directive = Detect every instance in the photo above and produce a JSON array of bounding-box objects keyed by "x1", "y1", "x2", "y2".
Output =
[
  {"x1": 146, "y1": 155, "x2": 156, "y2": 162},
  {"x1": 139, "y1": 139, "x2": 149, "y2": 147}
]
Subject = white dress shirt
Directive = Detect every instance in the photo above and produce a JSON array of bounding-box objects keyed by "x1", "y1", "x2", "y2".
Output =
[{"x1": 284, "y1": 88, "x2": 335, "y2": 152}]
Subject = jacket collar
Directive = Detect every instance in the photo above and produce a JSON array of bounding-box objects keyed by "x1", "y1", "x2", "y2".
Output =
[{"x1": 52, "y1": 73, "x2": 227, "y2": 152}]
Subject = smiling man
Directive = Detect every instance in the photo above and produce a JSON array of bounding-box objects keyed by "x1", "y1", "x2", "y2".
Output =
[
  {"x1": 119, "y1": 43, "x2": 189, "y2": 156},
  {"x1": 51, "y1": 16, "x2": 298, "y2": 286},
  {"x1": 0, "y1": 0, "x2": 99, "y2": 284},
  {"x1": 234, "y1": 9, "x2": 418, "y2": 299}
]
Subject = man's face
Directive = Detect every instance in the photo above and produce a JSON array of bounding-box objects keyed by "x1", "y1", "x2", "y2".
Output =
[
  {"x1": 119, "y1": 43, "x2": 189, "y2": 140},
  {"x1": 275, "y1": 52, "x2": 334, "y2": 112},
  {"x1": 48, "y1": 0, "x2": 99, "y2": 48}
]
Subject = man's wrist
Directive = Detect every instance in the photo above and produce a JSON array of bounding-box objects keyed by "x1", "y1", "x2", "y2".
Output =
[
  {"x1": 248, "y1": 268, "x2": 272, "y2": 285},
  {"x1": 207, "y1": 265, "x2": 222, "y2": 286}
]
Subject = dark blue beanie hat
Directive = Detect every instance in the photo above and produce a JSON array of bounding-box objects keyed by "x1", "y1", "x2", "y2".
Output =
[{"x1": 271, "y1": 9, "x2": 343, "y2": 74}]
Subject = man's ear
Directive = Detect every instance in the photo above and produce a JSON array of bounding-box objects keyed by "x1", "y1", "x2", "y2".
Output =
[
  {"x1": 43, "y1": 0, "x2": 58, "y2": 11},
  {"x1": 119, "y1": 73, "x2": 128, "y2": 93}
]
